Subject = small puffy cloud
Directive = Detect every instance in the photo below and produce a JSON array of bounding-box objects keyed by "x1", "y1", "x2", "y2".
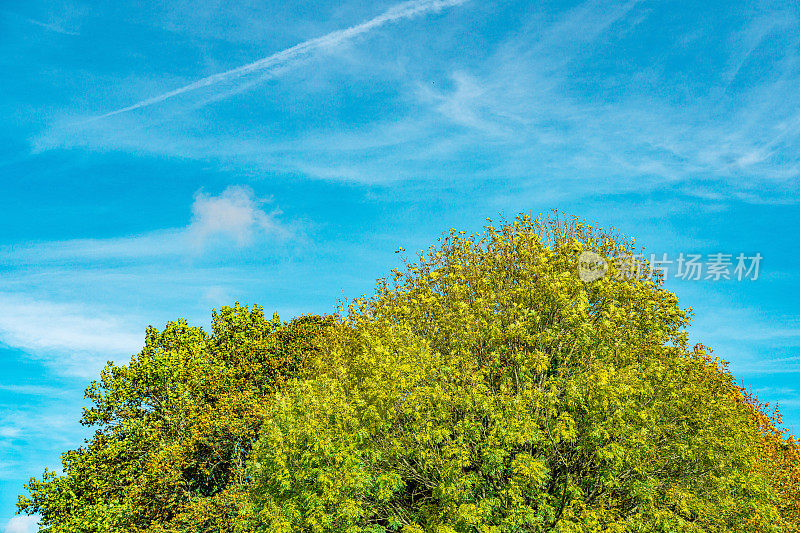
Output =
[
  {"x1": 0, "y1": 186, "x2": 289, "y2": 376},
  {"x1": 1, "y1": 185, "x2": 289, "y2": 267},
  {"x1": 189, "y1": 186, "x2": 285, "y2": 250},
  {"x1": 201, "y1": 286, "x2": 233, "y2": 308},
  {"x1": 3, "y1": 515, "x2": 39, "y2": 533}
]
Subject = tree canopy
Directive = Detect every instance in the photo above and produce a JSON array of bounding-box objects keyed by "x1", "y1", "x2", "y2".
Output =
[
  {"x1": 19, "y1": 213, "x2": 800, "y2": 532},
  {"x1": 19, "y1": 307, "x2": 337, "y2": 532}
]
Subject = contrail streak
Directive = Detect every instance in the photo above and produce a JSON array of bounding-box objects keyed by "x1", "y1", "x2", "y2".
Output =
[{"x1": 92, "y1": 0, "x2": 467, "y2": 120}]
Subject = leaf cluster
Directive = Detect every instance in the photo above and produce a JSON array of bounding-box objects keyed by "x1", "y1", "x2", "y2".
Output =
[{"x1": 18, "y1": 213, "x2": 800, "y2": 533}]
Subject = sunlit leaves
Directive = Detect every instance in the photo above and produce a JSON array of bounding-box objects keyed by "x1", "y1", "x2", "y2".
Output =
[
  {"x1": 17, "y1": 213, "x2": 800, "y2": 533},
  {"x1": 18, "y1": 306, "x2": 337, "y2": 532},
  {"x1": 248, "y1": 213, "x2": 799, "y2": 532}
]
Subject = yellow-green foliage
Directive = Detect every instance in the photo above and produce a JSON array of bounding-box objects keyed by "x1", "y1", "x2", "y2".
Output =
[
  {"x1": 18, "y1": 306, "x2": 337, "y2": 532},
  {"x1": 18, "y1": 213, "x2": 800, "y2": 532},
  {"x1": 247, "y1": 214, "x2": 795, "y2": 532}
]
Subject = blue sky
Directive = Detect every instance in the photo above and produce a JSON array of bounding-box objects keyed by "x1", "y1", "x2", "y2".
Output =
[{"x1": 1, "y1": 0, "x2": 799, "y2": 530}]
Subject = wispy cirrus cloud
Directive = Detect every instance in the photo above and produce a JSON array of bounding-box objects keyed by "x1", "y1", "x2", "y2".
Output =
[
  {"x1": 1, "y1": 185, "x2": 287, "y2": 266},
  {"x1": 412, "y1": 4, "x2": 800, "y2": 200},
  {"x1": 2, "y1": 515, "x2": 39, "y2": 533},
  {"x1": 0, "y1": 186, "x2": 288, "y2": 376},
  {"x1": 22, "y1": 16, "x2": 79, "y2": 36},
  {"x1": 0, "y1": 293, "x2": 144, "y2": 376},
  {"x1": 32, "y1": 0, "x2": 799, "y2": 201},
  {"x1": 88, "y1": 0, "x2": 469, "y2": 121},
  {"x1": 1, "y1": 8, "x2": 82, "y2": 36},
  {"x1": 687, "y1": 303, "x2": 800, "y2": 377}
]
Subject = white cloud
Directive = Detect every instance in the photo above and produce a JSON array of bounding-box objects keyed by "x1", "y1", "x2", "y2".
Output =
[
  {"x1": 0, "y1": 186, "x2": 288, "y2": 266},
  {"x1": 0, "y1": 384, "x2": 74, "y2": 397},
  {"x1": 0, "y1": 186, "x2": 290, "y2": 376},
  {"x1": 189, "y1": 186, "x2": 284, "y2": 249},
  {"x1": 27, "y1": 0, "x2": 800, "y2": 198},
  {"x1": 0, "y1": 293, "x2": 144, "y2": 377},
  {"x1": 2, "y1": 7, "x2": 84, "y2": 37},
  {"x1": 24, "y1": 17, "x2": 79, "y2": 35},
  {"x1": 201, "y1": 286, "x2": 233, "y2": 308},
  {"x1": 3, "y1": 515, "x2": 39, "y2": 533},
  {"x1": 0, "y1": 427, "x2": 22, "y2": 439},
  {"x1": 88, "y1": 0, "x2": 468, "y2": 120},
  {"x1": 0, "y1": 229, "x2": 184, "y2": 265}
]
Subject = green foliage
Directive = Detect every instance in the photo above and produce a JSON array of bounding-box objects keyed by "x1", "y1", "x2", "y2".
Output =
[
  {"x1": 18, "y1": 304, "x2": 337, "y2": 532},
  {"x1": 246, "y1": 214, "x2": 796, "y2": 532},
  {"x1": 18, "y1": 213, "x2": 800, "y2": 532}
]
